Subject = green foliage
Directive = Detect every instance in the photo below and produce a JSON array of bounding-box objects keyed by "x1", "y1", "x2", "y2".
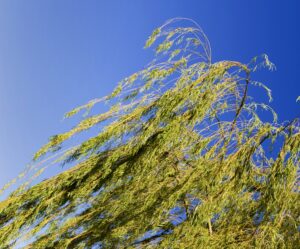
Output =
[{"x1": 0, "y1": 18, "x2": 299, "y2": 249}]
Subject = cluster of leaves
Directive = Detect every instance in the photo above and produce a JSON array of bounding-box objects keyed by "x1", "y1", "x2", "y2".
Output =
[{"x1": 0, "y1": 18, "x2": 299, "y2": 248}]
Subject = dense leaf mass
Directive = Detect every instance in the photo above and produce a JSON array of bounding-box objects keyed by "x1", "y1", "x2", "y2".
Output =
[{"x1": 0, "y1": 18, "x2": 299, "y2": 248}]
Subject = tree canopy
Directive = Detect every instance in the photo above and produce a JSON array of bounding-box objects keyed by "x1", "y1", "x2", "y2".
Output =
[{"x1": 0, "y1": 18, "x2": 299, "y2": 249}]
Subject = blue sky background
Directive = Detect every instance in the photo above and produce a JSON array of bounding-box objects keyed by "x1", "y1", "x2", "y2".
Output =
[{"x1": 0, "y1": 1, "x2": 299, "y2": 189}]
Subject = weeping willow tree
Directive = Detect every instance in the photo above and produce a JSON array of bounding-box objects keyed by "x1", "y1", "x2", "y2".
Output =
[{"x1": 0, "y1": 18, "x2": 299, "y2": 249}]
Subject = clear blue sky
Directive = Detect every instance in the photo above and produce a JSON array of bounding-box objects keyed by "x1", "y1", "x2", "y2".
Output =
[{"x1": 1, "y1": 1, "x2": 299, "y2": 188}]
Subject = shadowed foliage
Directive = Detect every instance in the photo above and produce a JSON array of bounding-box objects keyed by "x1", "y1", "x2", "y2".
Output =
[{"x1": 0, "y1": 18, "x2": 299, "y2": 249}]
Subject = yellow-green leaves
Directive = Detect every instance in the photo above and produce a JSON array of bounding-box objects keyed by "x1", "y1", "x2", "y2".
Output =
[
  {"x1": 64, "y1": 98, "x2": 105, "y2": 118},
  {"x1": 156, "y1": 40, "x2": 174, "y2": 54},
  {"x1": 1, "y1": 18, "x2": 299, "y2": 249},
  {"x1": 145, "y1": 28, "x2": 161, "y2": 48}
]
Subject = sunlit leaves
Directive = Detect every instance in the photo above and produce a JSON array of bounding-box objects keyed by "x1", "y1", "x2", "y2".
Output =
[{"x1": 0, "y1": 18, "x2": 299, "y2": 249}]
